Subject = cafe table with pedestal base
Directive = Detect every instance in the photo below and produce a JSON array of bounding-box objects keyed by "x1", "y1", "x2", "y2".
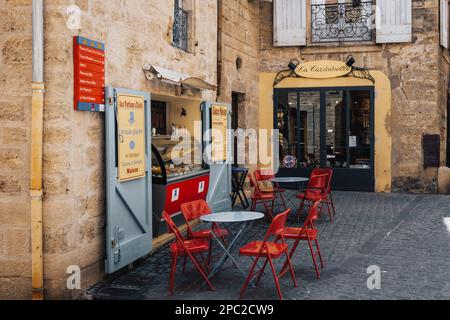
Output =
[{"x1": 201, "y1": 211, "x2": 265, "y2": 286}]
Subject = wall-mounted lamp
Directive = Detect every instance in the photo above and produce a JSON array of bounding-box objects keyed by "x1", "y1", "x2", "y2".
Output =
[
  {"x1": 288, "y1": 59, "x2": 299, "y2": 71},
  {"x1": 345, "y1": 55, "x2": 356, "y2": 68}
]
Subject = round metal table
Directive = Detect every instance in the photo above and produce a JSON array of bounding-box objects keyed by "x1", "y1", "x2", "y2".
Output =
[
  {"x1": 269, "y1": 177, "x2": 310, "y2": 210},
  {"x1": 201, "y1": 211, "x2": 264, "y2": 283}
]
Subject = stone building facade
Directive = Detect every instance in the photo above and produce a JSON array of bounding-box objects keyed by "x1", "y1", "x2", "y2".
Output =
[
  {"x1": 259, "y1": 0, "x2": 450, "y2": 193},
  {"x1": 1, "y1": 0, "x2": 218, "y2": 299},
  {"x1": 1, "y1": 0, "x2": 450, "y2": 300}
]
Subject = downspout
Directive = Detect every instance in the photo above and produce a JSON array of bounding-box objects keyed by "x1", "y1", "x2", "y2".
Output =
[
  {"x1": 31, "y1": 0, "x2": 45, "y2": 300},
  {"x1": 216, "y1": 0, "x2": 222, "y2": 101}
]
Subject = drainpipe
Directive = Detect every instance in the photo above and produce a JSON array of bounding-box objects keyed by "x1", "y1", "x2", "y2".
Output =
[
  {"x1": 31, "y1": 0, "x2": 45, "y2": 300},
  {"x1": 216, "y1": 0, "x2": 222, "y2": 101}
]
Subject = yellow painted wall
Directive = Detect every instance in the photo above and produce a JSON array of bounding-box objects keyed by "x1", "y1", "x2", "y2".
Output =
[
  {"x1": 259, "y1": 71, "x2": 392, "y2": 193},
  {"x1": 152, "y1": 94, "x2": 202, "y2": 136}
]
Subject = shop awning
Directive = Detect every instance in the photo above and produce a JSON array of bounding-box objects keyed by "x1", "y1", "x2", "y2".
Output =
[{"x1": 143, "y1": 64, "x2": 217, "y2": 91}]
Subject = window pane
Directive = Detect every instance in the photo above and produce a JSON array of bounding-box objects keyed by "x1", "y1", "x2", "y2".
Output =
[
  {"x1": 325, "y1": 91, "x2": 347, "y2": 168},
  {"x1": 299, "y1": 91, "x2": 321, "y2": 168},
  {"x1": 277, "y1": 92, "x2": 298, "y2": 168},
  {"x1": 349, "y1": 91, "x2": 371, "y2": 169}
]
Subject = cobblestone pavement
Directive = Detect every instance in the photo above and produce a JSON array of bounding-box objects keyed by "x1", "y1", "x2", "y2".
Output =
[{"x1": 87, "y1": 192, "x2": 450, "y2": 300}]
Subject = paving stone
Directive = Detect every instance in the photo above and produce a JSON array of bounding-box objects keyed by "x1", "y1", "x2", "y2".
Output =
[{"x1": 86, "y1": 192, "x2": 450, "y2": 300}]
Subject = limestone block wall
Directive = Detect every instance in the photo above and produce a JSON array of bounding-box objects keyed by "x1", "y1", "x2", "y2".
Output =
[
  {"x1": 218, "y1": 0, "x2": 260, "y2": 132},
  {"x1": 259, "y1": 0, "x2": 448, "y2": 193},
  {"x1": 0, "y1": 0, "x2": 218, "y2": 299},
  {"x1": 0, "y1": 0, "x2": 33, "y2": 299}
]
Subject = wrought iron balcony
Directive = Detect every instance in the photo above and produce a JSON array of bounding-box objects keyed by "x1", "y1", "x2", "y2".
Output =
[
  {"x1": 311, "y1": 1, "x2": 374, "y2": 44},
  {"x1": 173, "y1": 6, "x2": 189, "y2": 51}
]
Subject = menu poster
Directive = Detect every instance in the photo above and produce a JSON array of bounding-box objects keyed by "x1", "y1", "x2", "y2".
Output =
[
  {"x1": 73, "y1": 36, "x2": 105, "y2": 112},
  {"x1": 117, "y1": 94, "x2": 146, "y2": 182},
  {"x1": 211, "y1": 105, "x2": 228, "y2": 163}
]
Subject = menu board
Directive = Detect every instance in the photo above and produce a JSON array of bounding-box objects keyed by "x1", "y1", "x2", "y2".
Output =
[
  {"x1": 73, "y1": 36, "x2": 105, "y2": 112},
  {"x1": 211, "y1": 105, "x2": 228, "y2": 162},
  {"x1": 117, "y1": 94, "x2": 146, "y2": 182}
]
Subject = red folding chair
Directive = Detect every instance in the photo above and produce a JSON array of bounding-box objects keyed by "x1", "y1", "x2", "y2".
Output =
[
  {"x1": 254, "y1": 169, "x2": 287, "y2": 210},
  {"x1": 181, "y1": 200, "x2": 230, "y2": 266},
  {"x1": 281, "y1": 201, "x2": 324, "y2": 279},
  {"x1": 249, "y1": 173, "x2": 275, "y2": 220},
  {"x1": 296, "y1": 170, "x2": 333, "y2": 222},
  {"x1": 314, "y1": 168, "x2": 336, "y2": 217},
  {"x1": 162, "y1": 211, "x2": 215, "y2": 296},
  {"x1": 239, "y1": 209, "x2": 297, "y2": 300}
]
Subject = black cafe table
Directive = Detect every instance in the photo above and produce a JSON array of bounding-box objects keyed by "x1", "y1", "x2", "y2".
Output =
[{"x1": 231, "y1": 167, "x2": 250, "y2": 209}]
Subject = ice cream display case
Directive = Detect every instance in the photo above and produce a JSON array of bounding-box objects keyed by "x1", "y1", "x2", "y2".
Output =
[{"x1": 151, "y1": 136, "x2": 210, "y2": 237}]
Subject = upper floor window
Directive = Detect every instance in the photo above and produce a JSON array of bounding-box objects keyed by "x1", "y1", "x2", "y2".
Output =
[
  {"x1": 273, "y1": 0, "x2": 412, "y2": 47},
  {"x1": 311, "y1": 0, "x2": 373, "y2": 43},
  {"x1": 173, "y1": 0, "x2": 190, "y2": 52}
]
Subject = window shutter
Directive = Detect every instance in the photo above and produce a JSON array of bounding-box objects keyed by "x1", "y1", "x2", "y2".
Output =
[
  {"x1": 376, "y1": 0, "x2": 412, "y2": 43},
  {"x1": 273, "y1": 0, "x2": 307, "y2": 46},
  {"x1": 441, "y1": 0, "x2": 449, "y2": 48}
]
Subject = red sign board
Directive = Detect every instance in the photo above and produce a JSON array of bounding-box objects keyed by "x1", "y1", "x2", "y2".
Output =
[{"x1": 73, "y1": 36, "x2": 105, "y2": 112}]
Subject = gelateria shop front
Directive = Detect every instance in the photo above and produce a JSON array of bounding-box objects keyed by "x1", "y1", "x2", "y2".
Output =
[{"x1": 259, "y1": 59, "x2": 392, "y2": 192}]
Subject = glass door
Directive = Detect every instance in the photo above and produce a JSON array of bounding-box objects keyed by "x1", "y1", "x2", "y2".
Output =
[{"x1": 275, "y1": 87, "x2": 374, "y2": 191}]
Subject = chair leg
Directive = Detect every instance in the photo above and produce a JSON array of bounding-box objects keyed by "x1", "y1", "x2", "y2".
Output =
[
  {"x1": 255, "y1": 258, "x2": 269, "y2": 286},
  {"x1": 263, "y1": 201, "x2": 274, "y2": 220},
  {"x1": 188, "y1": 252, "x2": 215, "y2": 291},
  {"x1": 240, "y1": 256, "x2": 261, "y2": 299},
  {"x1": 315, "y1": 239, "x2": 325, "y2": 269},
  {"x1": 208, "y1": 239, "x2": 213, "y2": 267},
  {"x1": 251, "y1": 199, "x2": 256, "y2": 211},
  {"x1": 297, "y1": 197, "x2": 306, "y2": 217},
  {"x1": 283, "y1": 251, "x2": 298, "y2": 288},
  {"x1": 329, "y1": 193, "x2": 336, "y2": 216},
  {"x1": 307, "y1": 238, "x2": 320, "y2": 279},
  {"x1": 169, "y1": 252, "x2": 178, "y2": 296},
  {"x1": 280, "y1": 239, "x2": 301, "y2": 276},
  {"x1": 268, "y1": 255, "x2": 283, "y2": 300},
  {"x1": 326, "y1": 199, "x2": 333, "y2": 223}
]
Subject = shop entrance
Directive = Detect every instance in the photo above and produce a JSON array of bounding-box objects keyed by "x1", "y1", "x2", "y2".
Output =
[{"x1": 274, "y1": 87, "x2": 375, "y2": 191}]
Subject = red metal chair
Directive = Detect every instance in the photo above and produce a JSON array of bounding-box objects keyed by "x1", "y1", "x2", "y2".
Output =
[
  {"x1": 296, "y1": 170, "x2": 333, "y2": 222},
  {"x1": 181, "y1": 200, "x2": 230, "y2": 266},
  {"x1": 314, "y1": 168, "x2": 336, "y2": 217},
  {"x1": 254, "y1": 169, "x2": 287, "y2": 209},
  {"x1": 162, "y1": 211, "x2": 215, "y2": 296},
  {"x1": 239, "y1": 209, "x2": 297, "y2": 300},
  {"x1": 281, "y1": 201, "x2": 324, "y2": 279},
  {"x1": 249, "y1": 173, "x2": 275, "y2": 220}
]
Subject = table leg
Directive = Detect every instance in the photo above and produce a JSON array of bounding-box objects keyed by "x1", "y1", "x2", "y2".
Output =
[{"x1": 207, "y1": 222, "x2": 256, "y2": 288}]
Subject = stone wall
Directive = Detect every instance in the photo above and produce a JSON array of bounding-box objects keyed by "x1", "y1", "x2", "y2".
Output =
[
  {"x1": 0, "y1": 0, "x2": 218, "y2": 299},
  {"x1": 259, "y1": 0, "x2": 448, "y2": 193},
  {"x1": 218, "y1": 0, "x2": 260, "y2": 131},
  {"x1": 0, "y1": 0, "x2": 33, "y2": 299}
]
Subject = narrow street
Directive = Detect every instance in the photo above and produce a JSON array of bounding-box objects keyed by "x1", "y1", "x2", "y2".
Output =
[{"x1": 88, "y1": 192, "x2": 450, "y2": 300}]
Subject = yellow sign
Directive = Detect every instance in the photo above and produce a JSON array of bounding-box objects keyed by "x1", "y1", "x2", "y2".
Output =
[
  {"x1": 211, "y1": 105, "x2": 228, "y2": 162},
  {"x1": 294, "y1": 60, "x2": 352, "y2": 79},
  {"x1": 117, "y1": 94, "x2": 146, "y2": 182}
]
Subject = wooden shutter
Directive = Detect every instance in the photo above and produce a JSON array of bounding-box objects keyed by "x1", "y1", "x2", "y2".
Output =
[
  {"x1": 441, "y1": 0, "x2": 449, "y2": 48},
  {"x1": 273, "y1": 0, "x2": 307, "y2": 46},
  {"x1": 376, "y1": 0, "x2": 412, "y2": 43}
]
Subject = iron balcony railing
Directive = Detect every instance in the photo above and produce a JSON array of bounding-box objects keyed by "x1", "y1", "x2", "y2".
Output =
[
  {"x1": 311, "y1": 1, "x2": 374, "y2": 44},
  {"x1": 173, "y1": 6, "x2": 189, "y2": 51}
]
